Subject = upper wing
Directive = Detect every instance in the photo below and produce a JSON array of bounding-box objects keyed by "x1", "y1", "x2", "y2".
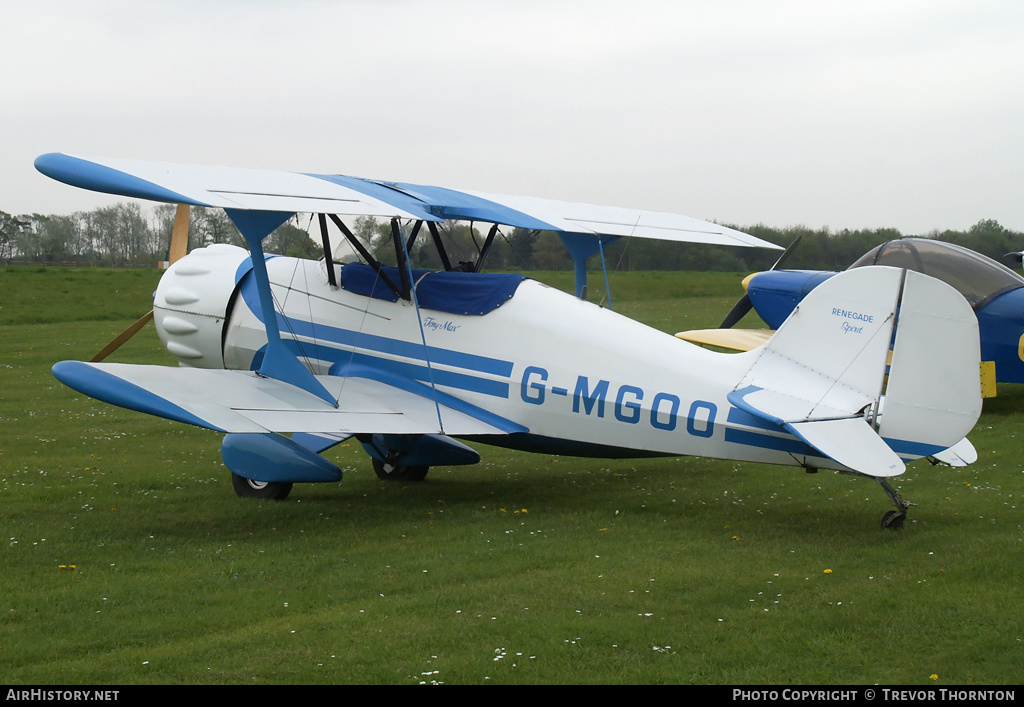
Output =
[
  {"x1": 52, "y1": 360, "x2": 526, "y2": 437},
  {"x1": 34, "y1": 153, "x2": 429, "y2": 220},
  {"x1": 35, "y1": 153, "x2": 780, "y2": 250},
  {"x1": 454, "y1": 189, "x2": 775, "y2": 247}
]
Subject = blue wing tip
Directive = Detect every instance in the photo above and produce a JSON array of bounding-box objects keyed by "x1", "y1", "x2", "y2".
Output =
[
  {"x1": 35, "y1": 153, "x2": 203, "y2": 206},
  {"x1": 52, "y1": 360, "x2": 221, "y2": 432}
]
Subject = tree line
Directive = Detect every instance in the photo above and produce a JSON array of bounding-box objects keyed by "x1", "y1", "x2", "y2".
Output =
[
  {"x1": 1, "y1": 202, "x2": 1020, "y2": 274},
  {"x1": 0, "y1": 204, "x2": 320, "y2": 266}
]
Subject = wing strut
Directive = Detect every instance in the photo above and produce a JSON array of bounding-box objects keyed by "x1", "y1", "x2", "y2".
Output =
[
  {"x1": 597, "y1": 235, "x2": 613, "y2": 309},
  {"x1": 427, "y1": 221, "x2": 454, "y2": 271},
  {"x1": 559, "y1": 232, "x2": 621, "y2": 303},
  {"x1": 327, "y1": 213, "x2": 404, "y2": 299},
  {"x1": 394, "y1": 218, "x2": 445, "y2": 432},
  {"x1": 316, "y1": 213, "x2": 337, "y2": 287},
  {"x1": 405, "y1": 219, "x2": 424, "y2": 253},
  {"x1": 391, "y1": 218, "x2": 413, "y2": 299},
  {"x1": 473, "y1": 224, "x2": 500, "y2": 273},
  {"x1": 225, "y1": 209, "x2": 336, "y2": 406}
]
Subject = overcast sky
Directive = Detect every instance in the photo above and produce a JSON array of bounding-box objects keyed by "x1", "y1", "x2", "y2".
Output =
[{"x1": 3, "y1": 0, "x2": 1022, "y2": 234}]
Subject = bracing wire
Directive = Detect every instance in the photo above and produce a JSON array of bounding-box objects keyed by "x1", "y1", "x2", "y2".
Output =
[{"x1": 397, "y1": 219, "x2": 445, "y2": 432}]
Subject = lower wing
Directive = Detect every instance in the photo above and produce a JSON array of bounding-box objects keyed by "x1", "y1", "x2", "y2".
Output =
[{"x1": 52, "y1": 360, "x2": 525, "y2": 437}]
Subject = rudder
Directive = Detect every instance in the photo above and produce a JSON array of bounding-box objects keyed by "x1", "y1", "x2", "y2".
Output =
[{"x1": 878, "y1": 269, "x2": 982, "y2": 459}]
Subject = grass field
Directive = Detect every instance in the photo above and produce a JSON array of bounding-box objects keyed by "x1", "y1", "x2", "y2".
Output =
[{"x1": 1, "y1": 265, "x2": 1021, "y2": 685}]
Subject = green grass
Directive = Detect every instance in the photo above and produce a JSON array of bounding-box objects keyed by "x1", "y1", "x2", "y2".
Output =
[{"x1": 1, "y1": 266, "x2": 1021, "y2": 684}]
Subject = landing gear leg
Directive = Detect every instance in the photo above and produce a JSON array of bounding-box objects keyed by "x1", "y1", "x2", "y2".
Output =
[
  {"x1": 877, "y1": 478, "x2": 915, "y2": 530},
  {"x1": 372, "y1": 458, "x2": 429, "y2": 482}
]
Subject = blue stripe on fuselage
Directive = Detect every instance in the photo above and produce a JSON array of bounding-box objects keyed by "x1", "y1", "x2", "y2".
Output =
[
  {"x1": 291, "y1": 342, "x2": 510, "y2": 398},
  {"x1": 723, "y1": 425, "x2": 819, "y2": 457},
  {"x1": 726, "y1": 403, "x2": 784, "y2": 433},
  {"x1": 238, "y1": 273, "x2": 513, "y2": 397}
]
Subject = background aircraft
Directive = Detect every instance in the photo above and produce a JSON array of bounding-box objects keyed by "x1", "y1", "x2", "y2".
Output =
[
  {"x1": 681, "y1": 237, "x2": 1024, "y2": 396},
  {"x1": 36, "y1": 154, "x2": 984, "y2": 528}
]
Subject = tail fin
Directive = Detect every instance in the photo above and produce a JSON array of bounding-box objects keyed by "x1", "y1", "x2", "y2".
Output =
[
  {"x1": 728, "y1": 266, "x2": 981, "y2": 477},
  {"x1": 877, "y1": 269, "x2": 983, "y2": 459}
]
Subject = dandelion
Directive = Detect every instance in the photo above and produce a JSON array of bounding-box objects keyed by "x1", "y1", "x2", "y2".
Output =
[
  {"x1": 823, "y1": 569, "x2": 833, "y2": 574},
  {"x1": 930, "y1": 674, "x2": 938, "y2": 681}
]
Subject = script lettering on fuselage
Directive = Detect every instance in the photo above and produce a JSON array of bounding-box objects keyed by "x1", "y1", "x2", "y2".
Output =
[
  {"x1": 520, "y1": 366, "x2": 717, "y2": 437},
  {"x1": 832, "y1": 307, "x2": 873, "y2": 335},
  {"x1": 423, "y1": 316, "x2": 460, "y2": 333}
]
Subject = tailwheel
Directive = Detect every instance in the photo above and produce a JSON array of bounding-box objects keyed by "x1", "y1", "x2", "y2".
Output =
[
  {"x1": 231, "y1": 473, "x2": 293, "y2": 500},
  {"x1": 372, "y1": 458, "x2": 429, "y2": 482},
  {"x1": 881, "y1": 509, "x2": 906, "y2": 530},
  {"x1": 877, "y1": 477, "x2": 915, "y2": 531}
]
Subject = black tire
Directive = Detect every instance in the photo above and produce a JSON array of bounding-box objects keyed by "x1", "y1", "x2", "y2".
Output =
[
  {"x1": 372, "y1": 458, "x2": 429, "y2": 482},
  {"x1": 881, "y1": 509, "x2": 905, "y2": 530},
  {"x1": 231, "y1": 473, "x2": 293, "y2": 500}
]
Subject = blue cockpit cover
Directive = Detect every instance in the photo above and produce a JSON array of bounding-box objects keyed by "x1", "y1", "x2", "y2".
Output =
[{"x1": 340, "y1": 263, "x2": 525, "y2": 316}]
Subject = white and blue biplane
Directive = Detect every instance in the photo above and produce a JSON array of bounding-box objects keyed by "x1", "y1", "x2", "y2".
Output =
[{"x1": 36, "y1": 153, "x2": 984, "y2": 528}]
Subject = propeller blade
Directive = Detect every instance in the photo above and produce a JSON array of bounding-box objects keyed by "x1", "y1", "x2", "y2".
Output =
[
  {"x1": 720, "y1": 236, "x2": 802, "y2": 329},
  {"x1": 169, "y1": 204, "x2": 190, "y2": 264},
  {"x1": 719, "y1": 293, "x2": 753, "y2": 329},
  {"x1": 88, "y1": 205, "x2": 191, "y2": 362},
  {"x1": 90, "y1": 310, "x2": 155, "y2": 362},
  {"x1": 770, "y1": 234, "x2": 802, "y2": 270}
]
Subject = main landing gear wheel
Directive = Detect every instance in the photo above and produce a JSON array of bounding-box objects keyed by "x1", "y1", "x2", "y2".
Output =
[
  {"x1": 231, "y1": 473, "x2": 293, "y2": 500},
  {"x1": 372, "y1": 458, "x2": 429, "y2": 482}
]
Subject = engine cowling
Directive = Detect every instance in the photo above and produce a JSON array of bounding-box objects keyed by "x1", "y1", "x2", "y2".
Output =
[{"x1": 153, "y1": 244, "x2": 251, "y2": 368}]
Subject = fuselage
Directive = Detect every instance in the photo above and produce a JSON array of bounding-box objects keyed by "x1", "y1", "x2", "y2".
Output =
[{"x1": 153, "y1": 244, "x2": 851, "y2": 471}]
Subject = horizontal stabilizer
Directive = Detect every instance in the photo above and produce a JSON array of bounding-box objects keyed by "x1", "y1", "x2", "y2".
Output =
[
  {"x1": 728, "y1": 385, "x2": 905, "y2": 476},
  {"x1": 929, "y1": 438, "x2": 978, "y2": 468},
  {"x1": 786, "y1": 418, "x2": 905, "y2": 477},
  {"x1": 729, "y1": 385, "x2": 857, "y2": 426}
]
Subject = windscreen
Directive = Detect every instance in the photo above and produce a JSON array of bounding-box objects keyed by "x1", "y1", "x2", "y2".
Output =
[{"x1": 849, "y1": 238, "x2": 1024, "y2": 309}]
